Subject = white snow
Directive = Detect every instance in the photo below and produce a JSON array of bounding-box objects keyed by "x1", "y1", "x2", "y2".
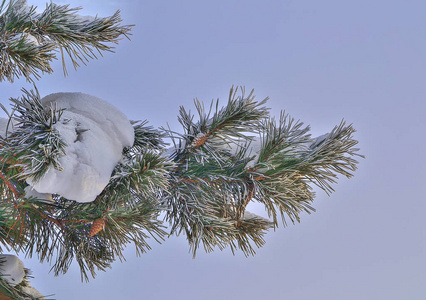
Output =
[
  {"x1": 11, "y1": 0, "x2": 31, "y2": 15},
  {"x1": 0, "y1": 254, "x2": 25, "y2": 285},
  {"x1": 27, "y1": 92, "x2": 134, "y2": 203},
  {"x1": 221, "y1": 132, "x2": 329, "y2": 168},
  {"x1": 309, "y1": 133, "x2": 330, "y2": 149},
  {"x1": 22, "y1": 285, "x2": 45, "y2": 299},
  {"x1": 0, "y1": 254, "x2": 44, "y2": 297},
  {"x1": 243, "y1": 210, "x2": 270, "y2": 223},
  {"x1": 220, "y1": 137, "x2": 262, "y2": 168},
  {"x1": 0, "y1": 117, "x2": 16, "y2": 138},
  {"x1": 24, "y1": 186, "x2": 54, "y2": 204},
  {"x1": 0, "y1": 117, "x2": 10, "y2": 138},
  {"x1": 74, "y1": 14, "x2": 97, "y2": 24},
  {"x1": 12, "y1": 33, "x2": 39, "y2": 46}
]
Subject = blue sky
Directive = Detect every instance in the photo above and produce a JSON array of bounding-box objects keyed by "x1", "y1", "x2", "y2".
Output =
[{"x1": 2, "y1": 0, "x2": 426, "y2": 299}]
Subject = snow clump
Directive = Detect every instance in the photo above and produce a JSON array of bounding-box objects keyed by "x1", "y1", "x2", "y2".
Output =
[
  {"x1": 0, "y1": 254, "x2": 25, "y2": 285},
  {"x1": 27, "y1": 92, "x2": 134, "y2": 203}
]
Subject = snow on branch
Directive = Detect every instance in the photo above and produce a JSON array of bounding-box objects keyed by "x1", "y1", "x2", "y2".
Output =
[{"x1": 0, "y1": 86, "x2": 362, "y2": 280}]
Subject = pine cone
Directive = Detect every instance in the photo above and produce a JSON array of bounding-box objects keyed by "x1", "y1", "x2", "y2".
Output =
[
  {"x1": 191, "y1": 132, "x2": 208, "y2": 148},
  {"x1": 89, "y1": 218, "x2": 105, "y2": 237}
]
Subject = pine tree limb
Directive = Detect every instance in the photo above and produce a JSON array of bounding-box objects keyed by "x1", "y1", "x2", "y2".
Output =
[{"x1": 0, "y1": 0, "x2": 133, "y2": 82}]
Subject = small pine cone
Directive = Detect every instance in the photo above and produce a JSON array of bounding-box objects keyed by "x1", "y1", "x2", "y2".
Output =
[
  {"x1": 191, "y1": 132, "x2": 208, "y2": 148},
  {"x1": 89, "y1": 218, "x2": 105, "y2": 237}
]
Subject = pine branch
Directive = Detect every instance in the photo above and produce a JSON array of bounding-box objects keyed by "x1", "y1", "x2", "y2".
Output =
[
  {"x1": 0, "y1": 88, "x2": 66, "y2": 183},
  {"x1": 164, "y1": 87, "x2": 363, "y2": 253},
  {"x1": 0, "y1": 91, "x2": 170, "y2": 280},
  {"x1": 0, "y1": 275, "x2": 45, "y2": 300},
  {"x1": 162, "y1": 88, "x2": 281, "y2": 255},
  {"x1": 0, "y1": 0, "x2": 133, "y2": 82},
  {"x1": 300, "y1": 120, "x2": 364, "y2": 194},
  {"x1": 169, "y1": 86, "x2": 269, "y2": 164},
  {"x1": 126, "y1": 120, "x2": 167, "y2": 155},
  {"x1": 0, "y1": 86, "x2": 363, "y2": 281}
]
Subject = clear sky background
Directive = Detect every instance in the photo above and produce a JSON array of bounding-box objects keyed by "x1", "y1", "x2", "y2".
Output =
[{"x1": 2, "y1": 0, "x2": 426, "y2": 299}]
